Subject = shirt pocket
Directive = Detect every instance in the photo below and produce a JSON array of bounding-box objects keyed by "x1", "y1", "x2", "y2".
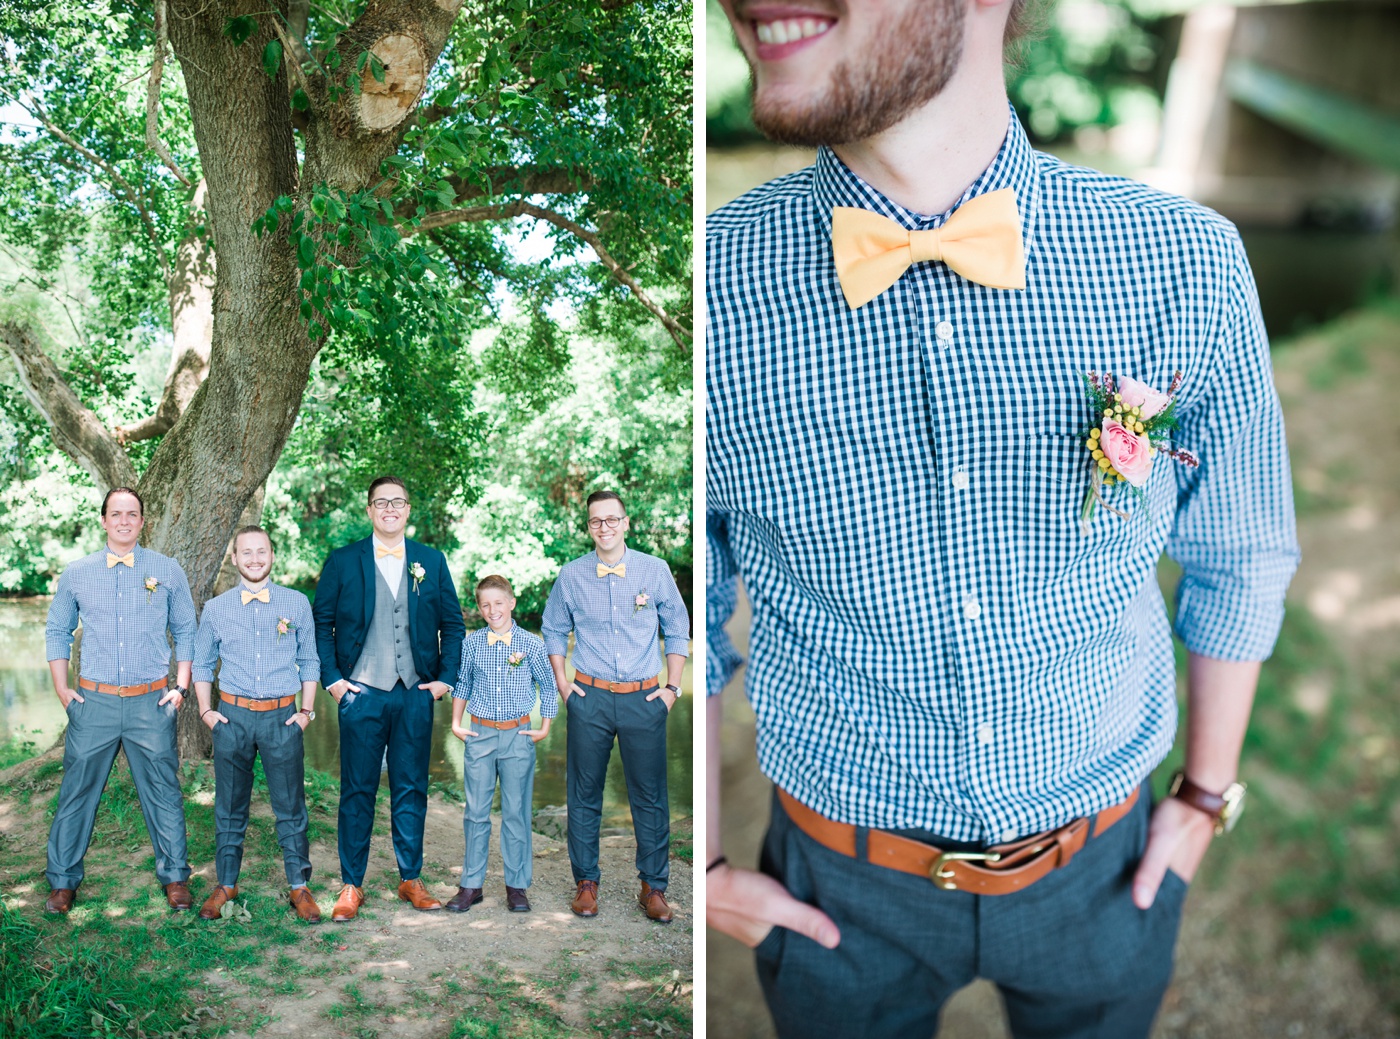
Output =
[{"x1": 1018, "y1": 433, "x2": 1148, "y2": 581}]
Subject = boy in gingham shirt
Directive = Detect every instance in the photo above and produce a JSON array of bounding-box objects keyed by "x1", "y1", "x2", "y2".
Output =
[{"x1": 446, "y1": 575, "x2": 557, "y2": 913}]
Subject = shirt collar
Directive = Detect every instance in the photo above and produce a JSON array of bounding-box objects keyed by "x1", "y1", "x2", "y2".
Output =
[
  {"x1": 811, "y1": 105, "x2": 1039, "y2": 251},
  {"x1": 593, "y1": 546, "x2": 629, "y2": 568}
]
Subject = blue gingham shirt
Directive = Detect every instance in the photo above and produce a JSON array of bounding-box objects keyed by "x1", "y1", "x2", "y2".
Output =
[
  {"x1": 452, "y1": 624, "x2": 559, "y2": 720},
  {"x1": 193, "y1": 582, "x2": 320, "y2": 695},
  {"x1": 707, "y1": 114, "x2": 1300, "y2": 843},
  {"x1": 46, "y1": 545, "x2": 198, "y2": 684},
  {"x1": 542, "y1": 548, "x2": 691, "y2": 681}
]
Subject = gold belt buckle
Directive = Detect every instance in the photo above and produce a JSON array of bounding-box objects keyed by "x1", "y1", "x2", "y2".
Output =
[{"x1": 930, "y1": 850, "x2": 1003, "y2": 891}]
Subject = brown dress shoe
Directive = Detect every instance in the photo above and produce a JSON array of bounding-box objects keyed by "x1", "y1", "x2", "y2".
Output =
[
  {"x1": 506, "y1": 886, "x2": 531, "y2": 912},
  {"x1": 396, "y1": 878, "x2": 443, "y2": 911},
  {"x1": 164, "y1": 881, "x2": 194, "y2": 912},
  {"x1": 445, "y1": 887, "x2": 483, "y2": 913},
  {"x1": 332, "y1": 884, "x2": 365, "y2": 923},
  {"x1": 639, "y1": 882, "x2": 672, "y2": 923},
  {"x1": 44, "y1": 888, "x2": 75, "y2": 915},
  {"x1": 289, "y1": 887, "x2": 322, "y2": 924},
  {"x1": 571, "y1": 879, "x2": 599, "y2": 917},
  {"x1": 197, "y1": 884, "x2": 239, "y2": 920}
]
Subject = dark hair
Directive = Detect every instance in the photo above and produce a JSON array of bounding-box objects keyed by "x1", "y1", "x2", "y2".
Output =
[
  {"x1": 101, "y1": 486, "x2": 144, "y2": 517},
  {"x1": 367, "y1": 475, "x2": 408, "y2": 503},
  {"x1": 476, "y1": 574, "x2": 514, "y2": 599},
  {"x1": 586, "y1": 489, "x2": 626, "y2": 513},
  {"x1": 232, "y1": 525, "x2": 274, "y2": 551}
]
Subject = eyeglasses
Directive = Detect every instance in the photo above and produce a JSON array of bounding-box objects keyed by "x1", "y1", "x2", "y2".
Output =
[
  {"x1": 587, "y1": 515, "x2": 625, "y2": 530},
  {"x1": 370, "y1": 498, "x2": 410, "y2": 510}
]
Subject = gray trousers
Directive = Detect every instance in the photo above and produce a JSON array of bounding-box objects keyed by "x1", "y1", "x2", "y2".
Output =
[
  {"x1": 461, "y1": 721, "x2": 536, "y2": 889},
  {"x1": 755, "y1": 785, "x2": 1186, "y2": 1039},
  {"x1": 47, "y1": 688, "x2": 190, "y2": 890},
  {"x1": 211, "y1": 699, "x2": 311, "y2": 888}
]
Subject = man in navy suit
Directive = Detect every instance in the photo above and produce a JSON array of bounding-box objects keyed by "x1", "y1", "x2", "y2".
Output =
[{"x1": 313, "y1": 475, "x2": 465, "y2": 921}]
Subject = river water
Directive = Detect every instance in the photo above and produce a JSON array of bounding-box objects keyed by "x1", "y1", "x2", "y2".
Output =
[{"x1": 0, "y1": 599, "x2": 692, "y2": 827}]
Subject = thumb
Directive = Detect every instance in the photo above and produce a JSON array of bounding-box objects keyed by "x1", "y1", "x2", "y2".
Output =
[
  {"x1": 765, "y1": 887, "x2": 841, "y2": 949},
  {"x1": 1132, "y1": 831, "x2": 1175, "y2": 910}
]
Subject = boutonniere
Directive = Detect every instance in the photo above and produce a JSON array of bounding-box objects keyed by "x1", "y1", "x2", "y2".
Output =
[
  {"x1": 1079, "y1": 371, "x2": 1198, "y2": 533},
  {"x1": 144, "y1": 576, "x2": 160, "y2": 603},
  {"x1": 409, "y1": 561, "x2": 426, "y2": 594},
  {"x1": 277, "y1": 617, "x2": 295, "y2": 640},
  {"x1": 633, "y1": 590, "x2": 651, "y2": 614},
  {"x1": 507, "y1": 651, "x2": 525, "y2": 668}
]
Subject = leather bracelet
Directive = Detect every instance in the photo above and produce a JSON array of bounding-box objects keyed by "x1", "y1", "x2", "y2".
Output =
[
  {"x1": 706, "y1": 855, "x2": 729, "y2": 873},
  {"x1": 201, "y1": 709, "x2": 215, "y2": 719}
]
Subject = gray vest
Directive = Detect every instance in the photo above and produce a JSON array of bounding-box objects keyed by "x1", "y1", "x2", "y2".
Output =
[{"x1": 349, "y1": 562, "x2": 421, "y2": 690}]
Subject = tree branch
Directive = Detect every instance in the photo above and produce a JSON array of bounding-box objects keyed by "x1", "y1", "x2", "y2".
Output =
[
  {"x1": 146, "y1": 0, "x2": 193, "y2": 186},
  {"x1": 0, "y1": 322, "x2": 137, "y2": 492},
  {"x1": 404, "y1": 201, "x2": 690, "y2": 351}
]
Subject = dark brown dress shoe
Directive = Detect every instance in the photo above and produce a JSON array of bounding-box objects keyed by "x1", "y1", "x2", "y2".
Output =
[
  {"x1": 639, "y1": 881, "x2": 672, "y2": 923},
  {"x1": 396, "y1": 878, "x2": 443, "y2": 911},
  {"x1": 198, "y1": 884, "x2": 238, "y2": 920},
  {"x1": 445, "y1": 887, "x2": 483, "y2": 913},
  {"x1": 505, "y1": 886, "x2": 531, "y2": 912},
  {"x1": 44, "y1": 888, "x2": 75, "y2": 915},
  {"x1": 332, "y1": 884, "x2": 365, "y2": 923},
  {"x1": 164, "y1": 881, "x2": 194, "y2": 911},
  {"x1": 571, "y1": 879, "x2": 599, "y2": 917},
  {"x1": 289, "y1": 887, "x2": 322, "y2": 924}
]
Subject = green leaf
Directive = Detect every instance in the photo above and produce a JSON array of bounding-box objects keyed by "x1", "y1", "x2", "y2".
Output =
[
  {"x1": 368, "y1": 53, "x2": 386, "y2": 84},
  {"x1": 291, "y1": 88, "x2": 310, "y2": 112},
  {"x1": 297, "y1": 236, "x2": 316, "y2": 269},
  {"x1": 262, "y1": 39, "x2": 283, "y2": 78},
  {"x1": 223, "y1": 15, "x2": 257, "y2": 46},
  {"x1": 299, "y1": 300, "x2": 313, "y2": 320}
]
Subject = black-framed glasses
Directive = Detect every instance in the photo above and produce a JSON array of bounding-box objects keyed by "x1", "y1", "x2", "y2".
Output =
[
  {"x1": 370, "y1": 498, "x2": 410, "y2": 510},
  {"x1": 587, "y1": 515, "x2": 625, "y2": 530}
]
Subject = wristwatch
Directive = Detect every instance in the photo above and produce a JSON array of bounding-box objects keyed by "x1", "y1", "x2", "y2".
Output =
[
  {"x1": 298, "y1": 708, "x2": 316, "y2": 722},
  {"x1": 1169, "y1": 769, "x2": 1247, "y2": 836},
  {"x1": 664, "y1": 684, "x2": 681, "y2": 698}
]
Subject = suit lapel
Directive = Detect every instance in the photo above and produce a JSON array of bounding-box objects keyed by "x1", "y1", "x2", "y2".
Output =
[
  {"x1": 360, "y1": 537, "x2": 376, "y2": 631},
  {"x1": 403, "y1": 539, "x2": 419, "y2": 637}
]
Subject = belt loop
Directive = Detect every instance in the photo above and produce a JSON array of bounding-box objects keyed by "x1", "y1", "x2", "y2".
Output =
[{"x1": 854, "y1": 825, "x2": 869, "y2": 862}]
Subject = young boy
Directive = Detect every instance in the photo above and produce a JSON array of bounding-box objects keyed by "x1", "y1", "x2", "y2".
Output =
[{"x1": 447, "y1": 575, "x2": 557, "y2": 913}]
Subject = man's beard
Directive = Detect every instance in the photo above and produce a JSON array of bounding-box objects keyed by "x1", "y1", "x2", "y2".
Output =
[{"x1": 748, "y1": 1, "x2": 966, "y2": 147}]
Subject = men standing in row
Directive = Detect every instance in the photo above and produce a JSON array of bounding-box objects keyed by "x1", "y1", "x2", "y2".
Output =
[
  {"x1": 43, "y1": 487, "x2": 197, "y2": 914},
  {"x1": 313, "y1": 476, "x2": 465, "y2": 922},
  {"x1": 543, "y1": 490, "x2": 690, "y2": 923},
  {"x1": 193, "y1": 526, "x2": 322, "y2": 923}
]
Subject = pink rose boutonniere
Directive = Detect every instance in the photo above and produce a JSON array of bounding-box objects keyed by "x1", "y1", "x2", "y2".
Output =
[
  {"x1": 144, "y1": 576, "x2": 160, "y2": 603},
  {"x1": 1079, "y1": 371, "x2": 1198, "y2": 532},
  {"x1": 409, "y1": 562, "x2": 426, "y2": 594},
  {"x1": 633, "y1": 590, "x2": 651, "y2": 614},
  {"x1": 507, "y1": 651, "x2": 525, "y2": 668},
  {"x1": 277, "y1": 617, "x2": 295, "y2": 640}
]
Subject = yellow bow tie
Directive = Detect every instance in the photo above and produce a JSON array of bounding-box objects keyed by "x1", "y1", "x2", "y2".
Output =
[
  {"x1": 487, "y1": 630, "x2": 513, "y2": 647},
  {"x1": 241, "y1": 588, "x2": 270, "y2": 605},
  {"x1": 830, "y1": 188, "x2": 1025, "y2": 310},
  {"x1": 596, "y1": 562, "x2": 626, "y2": 579},
  {"x1": 376, "y1": 544, "x2": 404, "y2": 559},
  {"x1": 106, "y1": 552, "x2": 134, "y2": 568}
]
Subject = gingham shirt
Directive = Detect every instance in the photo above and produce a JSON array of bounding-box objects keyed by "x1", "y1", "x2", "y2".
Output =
[
  {"x1": 706, "y1": 114, "x2": 1300, "y2": 843},
  {"x1": 45, "y1": 545, "x2": 198, "y2": 684},
  {"x1": 452, "y1": 624, "x2": 559, "y2": 720},
  {"x1": 192, "y1": 582, "x2": 320, "y2": 695},
  {"x1": 542, "y1": 548, "x2": 691, "y2": 681}
]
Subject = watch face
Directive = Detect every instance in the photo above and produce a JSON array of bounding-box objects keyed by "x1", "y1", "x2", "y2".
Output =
[{"x1": 1220, "y1": 782, "x2": 1247, "y2": 833}]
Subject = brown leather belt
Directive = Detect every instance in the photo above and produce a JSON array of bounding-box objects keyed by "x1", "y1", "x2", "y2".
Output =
[
  {"x1": 777, "y1": 785, "x2": 1140, "y2": 896},
  {"x1": 221, "y1": 693, "x2": 297, "y2": 712},
  {"x1": 78, "y1": 676, "x2": 168, "y2": 697},
  {"x1": 573, "y1": 672, "x2": 659, "y2": 694},
  {"x1": 472, "y1": 713, "x2": 531, "y2": 730}
]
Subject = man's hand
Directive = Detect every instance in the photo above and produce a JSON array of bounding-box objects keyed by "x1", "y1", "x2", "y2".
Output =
[
  {"x1": 707, "y1": 861, "x2": 841, "y2": 950},
  {"x1": 451, "y1": 721, "x2": 477, "y2": 742},
  {"x1": 58, "y1": 687, "x2": 84, "y2": 709},
  {"x1": 202, "y1": 710, "x2": 228, "y2": 731},
  {"x1": 287, "y1": 712, "x2": 309, "y2": 730},
  {"x1": 326, "y1": 679, "x2": 361, "y2": 703},
  {"x1": 419, "y1": 680, "x2": 452, "y2": 700},
  {"x1": 1131, "y1": 795, "x2": 1216, "y2": 909},
  {"x1": 158, "y1": 687, "x2": 184, "y2": 708},
  {"x1": 560, "y1": 680, "x2": 584, "y2": 701},
  {"x1": 646, "y1": 687, "x2": 677, "y2": 712}
]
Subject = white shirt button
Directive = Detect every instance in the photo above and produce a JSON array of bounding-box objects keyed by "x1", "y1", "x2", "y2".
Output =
[
  {"x1": 936, "y1": 321, "x2": 955, "y2": 342},
  {"x1": 963, "y1": 600, "x2": 982, "y2": 620},
  {"x1": 977, "y1": 723, "x2": 994, "y2": 744},
  {"x1": 952, "y1": 469, "x2": 969, "y2": 490}
]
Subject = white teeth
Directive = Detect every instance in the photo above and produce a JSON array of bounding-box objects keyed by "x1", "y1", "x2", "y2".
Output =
[{"x1": 755, "y1": 17, "x2": 830, "y2": 46}]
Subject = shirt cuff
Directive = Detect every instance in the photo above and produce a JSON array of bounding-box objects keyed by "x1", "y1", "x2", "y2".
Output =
[
  {"x1": 706, "y1": 639, "x2": 744, "y2": 698},
  {"x1": 1174, "y1": 579, "x2": 1286, "y2": 662},
  {"x1": 45, "y1": 640, "x2": 73, "y2": 662},
  {"x1": 173, "y1": 638, "x2": 196, "y2": 661},
  {"x1": 662, "y1": 638, "x2": 691, "y2": 659},
  {"x1": 542, "y1": 635, "x2": 569, "y2": 657},
  {"x1": 192, "y1": 666, "x2": 215, "y2": 683}
]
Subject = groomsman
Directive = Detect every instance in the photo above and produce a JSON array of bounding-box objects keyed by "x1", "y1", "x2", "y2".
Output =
[
  {"x1": 192, "y1": 526, "x2": 322, "y2": 922},
  {"x1": 313, "y1": 476, "x2": 466, "y2": 921},
  {"x1": 43, "y1": 487, "x2": 197, "y2": 914},
  {"x1": 542, "y1": 490, "x2": 690, "y2": 922}
]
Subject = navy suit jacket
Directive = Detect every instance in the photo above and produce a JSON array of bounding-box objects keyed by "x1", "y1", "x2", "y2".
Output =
[{"x1": 312, "y1": 537, "x2": 465, "y2": 689}]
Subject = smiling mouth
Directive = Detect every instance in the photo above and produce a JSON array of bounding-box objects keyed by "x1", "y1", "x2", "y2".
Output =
[{"x1": 754, "y1": 16, "x2": 833, "y2": 45}]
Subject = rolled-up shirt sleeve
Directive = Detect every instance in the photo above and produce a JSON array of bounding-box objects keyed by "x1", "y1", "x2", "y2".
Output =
[
  {"x1": 192, "y1": 611, "x2": 220, "y2": 684},
  {"x1": 45, "y1": 568, "x2": 79, "y2": 661},
  {"x1": 451, "y1": 636, "x2": 477, "y2": 701},
  {"x1": 168, "y1": 563, "x2": 198, "y2": 661},
  {"x1": 656, "y1": 565, "x2": 691, "y2": 658},
  {"x1": 706, "y1": 510, "x2": 744, "y2": 696},
  {"x1": 540, "y1": 579, "x2": 572, "y2": 658},
  {"x1": 295, "y1": 596, "x2": 320, "y2": 684},
  {"x1": 528, "y1": 643, "x2": 559, "y2": 718},
  {"x1": 1167, "y1": 239, "x2": 1301, "y2": 661}
]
